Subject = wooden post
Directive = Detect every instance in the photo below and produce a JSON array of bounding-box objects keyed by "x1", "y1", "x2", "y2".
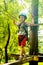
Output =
[
  {"x1": 5, "y1": 24, "x2": 10, "y2": 63},
  {"x1": 29, "y1": 0, "x2": 39, "y2": 65}
]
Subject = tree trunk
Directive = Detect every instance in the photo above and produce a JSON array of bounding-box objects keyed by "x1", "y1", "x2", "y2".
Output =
[
  {"x1": 29, "y1": 0, "x2": 39, "y2": 65},
  {"x1": 5, "y1": 24, "x2": 10, "y2": 63}
]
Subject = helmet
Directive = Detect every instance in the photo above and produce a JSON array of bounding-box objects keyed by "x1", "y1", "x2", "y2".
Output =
[{"x1": 19, "y1": 13, "x2": 27, "y2": 19}]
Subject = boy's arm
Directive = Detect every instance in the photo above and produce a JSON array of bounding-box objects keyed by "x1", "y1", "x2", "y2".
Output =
[
  {"x1": 26, "y1": 20, "x2": 34, "y2": 26},
  {"x1": 27, "y1": 15, "x2": 35, "y2": 26},
  {"x1": 30, "y1": 17, "x2": 34, "y2": 26},
  {"x1": 27, "y1": 15, "x2": 43, "y2": 26}
]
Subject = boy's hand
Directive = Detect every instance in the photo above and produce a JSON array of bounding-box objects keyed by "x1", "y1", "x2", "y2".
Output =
[{"x1": 30, "y1": 23, "x2": 35, "y2": 26}]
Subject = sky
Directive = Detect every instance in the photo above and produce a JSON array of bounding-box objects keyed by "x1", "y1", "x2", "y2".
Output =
[{"x1": 18, "y1": 0, "x2": 31, "y2": 15}]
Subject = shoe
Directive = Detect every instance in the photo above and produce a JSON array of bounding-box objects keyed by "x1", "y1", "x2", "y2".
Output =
[{"x1": 19, "y1": 56, "x2": 23, "y2": 60}]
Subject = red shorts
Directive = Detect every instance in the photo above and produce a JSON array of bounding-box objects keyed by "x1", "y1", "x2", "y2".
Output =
[{"x1": 18, "y1": 35, "x2": 27, "y2": 46}]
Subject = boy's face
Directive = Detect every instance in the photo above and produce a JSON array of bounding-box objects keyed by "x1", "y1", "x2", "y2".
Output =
[{"x1": 19, "y1": 16, "x2": 25, "y2": 23}]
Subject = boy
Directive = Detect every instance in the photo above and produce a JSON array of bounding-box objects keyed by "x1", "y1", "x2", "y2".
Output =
[{"x1": 13, "y1": 13, "x2": 34, "y2": 59}]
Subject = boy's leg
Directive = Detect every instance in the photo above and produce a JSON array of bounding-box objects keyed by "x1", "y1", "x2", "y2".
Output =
[
  {"x1": 19, "y1": 36, "x2": 27, "y2": 59},
  {"x1": 20, "y1": 46, "x2": 25, "y2": 56},
  {"x1": 19, "y1": 46, "x2": 25, "y2": 59},
  {"x1": 20, "y1": 46, "x2": 25, "y2": 58},
  {"x1": 20, "y1": 37, "x2": 27, "y2": 57}
]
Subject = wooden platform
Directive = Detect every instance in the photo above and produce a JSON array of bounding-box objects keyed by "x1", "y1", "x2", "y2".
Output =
[
  {"x1": 2, "y1": 54, "x2": 43, "y2": 65},
  {"x1": 2, "y1": 55, "x2": 33, "y2": 65}
]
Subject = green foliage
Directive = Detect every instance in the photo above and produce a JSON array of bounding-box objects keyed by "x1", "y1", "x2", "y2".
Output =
[{"x1": 39, "y1": 0, "x2": 43, "y2": 17}]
